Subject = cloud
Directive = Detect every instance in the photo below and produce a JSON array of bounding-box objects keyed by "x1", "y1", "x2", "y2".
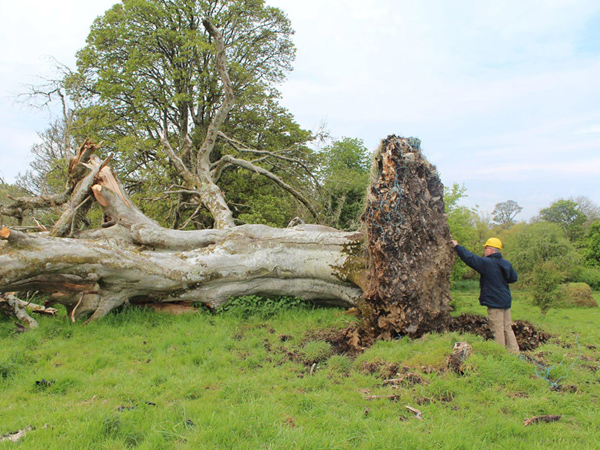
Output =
[{"x1": 576, "y1": 124, "x2": 600, "y2": 135}]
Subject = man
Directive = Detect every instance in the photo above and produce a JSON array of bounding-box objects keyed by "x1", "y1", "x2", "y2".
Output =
[{"x1": 451, "y1": 237, "x2": 520, "y2": 354}]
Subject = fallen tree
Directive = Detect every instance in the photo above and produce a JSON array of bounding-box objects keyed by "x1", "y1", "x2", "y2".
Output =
[
  {"x1": 0, "y1": 135, "x2": 550, "y2": 352},
  {"x1": 1, "y1": 135, "x2": 449, "y2": 328},
  {"x1": 1, "y1": 19, "x2": 456, "y2": 332}
]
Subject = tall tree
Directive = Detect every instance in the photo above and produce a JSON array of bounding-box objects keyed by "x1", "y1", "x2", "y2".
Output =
[
  {"x1": 492, "y1": 200, "x2": 522, "y2": 226},
  {"x1": 318, "y1": 137, "x2": 371, "y2": 230},
  {"x1": 573, "y1": 195, "x2": 600, "y2": 227},
  {"x1": 584, "y1": 222, "x2": 600, "y2": 267},
  {"x1": 539, "y1": 199, "x2": 587, "y2": 242},
  {"x1": 69, "y1": 0, "x2": 314, "y2": 229}
]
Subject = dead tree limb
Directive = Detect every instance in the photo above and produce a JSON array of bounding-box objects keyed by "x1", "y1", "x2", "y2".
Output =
[
  {"x1": 0, "y1": 139, "x2": 101, "y2": 227},
  {"x1": 216, "y1": 155, "x2": 319, "y2": 220},
  {"x1": 0, "y1": 292, "x2": 39, "y2": 329}
]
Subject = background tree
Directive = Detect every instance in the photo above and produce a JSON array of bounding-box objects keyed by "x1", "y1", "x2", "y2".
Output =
[
  {"x1": 573, "y1": 195, "x2": 600, "y2": 228},
  {"x1": 68, "y1": 0, "x2": 314, "y2": 229},
  {"x1": 578, "y1": 221, "x2": 600, "y2": 289},
  {"x1": 539, "y1": 199, "x2": 587, "y2": 242},
  {"x1": 530, "y1": 260, "x2": 563, "y2": 316},
  {"x1": 444, "y1": 183, "x2": 479, "y2": 281},
  {"x1": 318, "y1": 137, "x2": 371, "y2": 230},
  {"x1": 584, "y1": 222, "x2": 600, "y2": 268},
  {"x1": 492, "y1": 200, "x2": 522, "y2": 226},
  {"x1": 499, "y1": 221, "x2": 583, "y2": 282}
]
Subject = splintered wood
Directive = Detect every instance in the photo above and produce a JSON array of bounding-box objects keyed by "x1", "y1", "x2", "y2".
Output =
[{"x1": 0, "y1": 227, "x2": 10, "y2": 239}]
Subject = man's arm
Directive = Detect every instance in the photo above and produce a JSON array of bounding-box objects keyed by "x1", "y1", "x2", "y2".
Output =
[
  {"x1": 451, "y1": 241, "x2": 486, "y2": 272},
  {"x1": 508, "y1": 265, "x2": 518, "y2": 283}
]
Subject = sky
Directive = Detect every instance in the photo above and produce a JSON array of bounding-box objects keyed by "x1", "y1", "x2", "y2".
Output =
[{"x1": 1, "y1": 0, "x2": 599, "y2": 220}]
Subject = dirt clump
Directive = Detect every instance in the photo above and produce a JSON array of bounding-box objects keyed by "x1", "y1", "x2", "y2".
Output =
[
  {"x1": 449, "y1": 314, "x2": 550, "y2": 351},
  {"x1": 359, "y1": 359, "x2": 400, "y2": 379}
]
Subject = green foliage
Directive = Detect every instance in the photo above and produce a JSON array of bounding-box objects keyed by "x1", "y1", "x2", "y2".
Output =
[
  {"x1": 215, "y1": 295, "x2": 308, "y2": 319},
  {"x1": 539, "y1": 199, "x2": 587, "y2": 242},
  {"x1": 530, "y1": 260, "x2": 564, "y2": 315},
  {"x1": 500, "y1": 221, "x2": 583, "y2": 282},
  {"x1": 583, "y1": 221, "x2": 600, "y2": 267},
  {"x1": 317, "y1": 137, "x2": 371, "y2": 230},
  {"x1": 444, "y1": 183, "x2": 479, "y2": 280},
  {"x1": 221, "y1": 170, "x2": 297, "y2": 227},
  {"x1": 577, "y1": 266, "x2": 600, "y2": 290},
  {"x1": 450, "y1": 279, "x2": 480, "y2": 292}
]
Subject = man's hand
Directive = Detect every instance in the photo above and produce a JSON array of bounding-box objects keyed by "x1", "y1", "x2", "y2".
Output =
[{"x1": 450, "y1": 240, "x2": 458, "y2": 247}]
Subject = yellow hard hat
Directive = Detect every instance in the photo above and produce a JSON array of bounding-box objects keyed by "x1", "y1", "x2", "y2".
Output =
[{"x1": 484, "y1": 237, "x2": 503, "y2": 249}]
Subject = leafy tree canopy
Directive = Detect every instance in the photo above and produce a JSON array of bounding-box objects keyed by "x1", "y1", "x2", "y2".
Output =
[
  {"x1": 499, "y1": 221, "x2": 583, "y2": 282},
  {"x1": 64, "y1": 0, "x2": 319, "y2": 228},
  {"x1": 317, "y1": 137, "x2": 371, "y2": 230},
  {"x1": 492, "y1": 200, "x2": 522, "y2": 226},
  {"x1": 445, "y1": 183, "x2": 479, "y2": 280},
  {"x1": 584, "y1": 221, "x2": 600, "y2": 268},
  {"x1": 539, "y1": 199, "x2": 587, "y2": 242}
]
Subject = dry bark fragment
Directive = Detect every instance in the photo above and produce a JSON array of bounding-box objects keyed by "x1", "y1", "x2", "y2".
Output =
[{"x1": 523, "y1": 415, "x2": 561, "y2": 426}]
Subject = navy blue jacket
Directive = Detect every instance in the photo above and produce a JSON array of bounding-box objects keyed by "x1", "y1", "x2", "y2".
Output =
[{"x1": 455, "y1": 245, "x2": 518, "y2": 309}]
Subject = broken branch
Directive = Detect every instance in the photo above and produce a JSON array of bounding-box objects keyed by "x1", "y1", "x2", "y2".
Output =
[{"x1": 524, "y1": 415, "x2": 561, "y2": 426}]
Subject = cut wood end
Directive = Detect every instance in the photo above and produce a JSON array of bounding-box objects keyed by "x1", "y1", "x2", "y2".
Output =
[
  {"x1": 91, "y1": 185, "x2": 108, "y2": 207},
  {"x1": 0, "y1": 227, "x2": 11, "y2": 239}
]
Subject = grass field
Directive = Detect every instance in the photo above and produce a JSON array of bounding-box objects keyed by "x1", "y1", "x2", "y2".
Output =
[{"x1": 1, "y1": 291, "x2": 599, "y2": 449}]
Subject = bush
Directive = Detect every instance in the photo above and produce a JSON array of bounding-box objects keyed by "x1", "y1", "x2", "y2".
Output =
[
  {"x1": 556, "y1": 283, "x2": 598, "y2": 308},
  {"x1": 577, "y1": 267, "x2": 600, "y2": 290},
  {"x1": 530, "y1": 260, "x2": 563, "y2": 315}
]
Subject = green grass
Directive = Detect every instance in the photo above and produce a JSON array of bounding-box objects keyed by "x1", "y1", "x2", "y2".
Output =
[{"x1": 1, "y1": 294, "x2": 599, "y2": 449}]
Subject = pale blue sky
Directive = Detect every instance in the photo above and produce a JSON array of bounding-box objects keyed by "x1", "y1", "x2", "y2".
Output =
[{"x1": 1, "y1": 0, "x2": 599, "y2": 220}]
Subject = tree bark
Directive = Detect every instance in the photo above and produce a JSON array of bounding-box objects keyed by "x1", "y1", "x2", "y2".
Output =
[{"x1": 1, "y1": 225, "x2": 364, "y2": 322}]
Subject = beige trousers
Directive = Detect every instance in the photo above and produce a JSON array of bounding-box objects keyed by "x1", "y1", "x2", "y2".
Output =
[{"x1": 487, "y1": 307, "x2": 520, "y2": 354}]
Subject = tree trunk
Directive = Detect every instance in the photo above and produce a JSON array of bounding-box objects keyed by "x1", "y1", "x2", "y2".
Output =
[{"x1": 0, "y1": 136, "x2": 453, "y2": 335}]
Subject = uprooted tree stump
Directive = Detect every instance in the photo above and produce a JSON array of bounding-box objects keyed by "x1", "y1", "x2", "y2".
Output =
[
  {"x1": 363, "y1": 136, "x2": 454, "y2": 338},
  {"x1": 332, "y1": 136, "x2": 455, "y2": 350}
]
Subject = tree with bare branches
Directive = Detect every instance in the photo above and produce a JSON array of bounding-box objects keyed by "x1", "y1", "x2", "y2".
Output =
[{"x1": 492, "y1": 200, "x2": 522, "y2": 226}]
